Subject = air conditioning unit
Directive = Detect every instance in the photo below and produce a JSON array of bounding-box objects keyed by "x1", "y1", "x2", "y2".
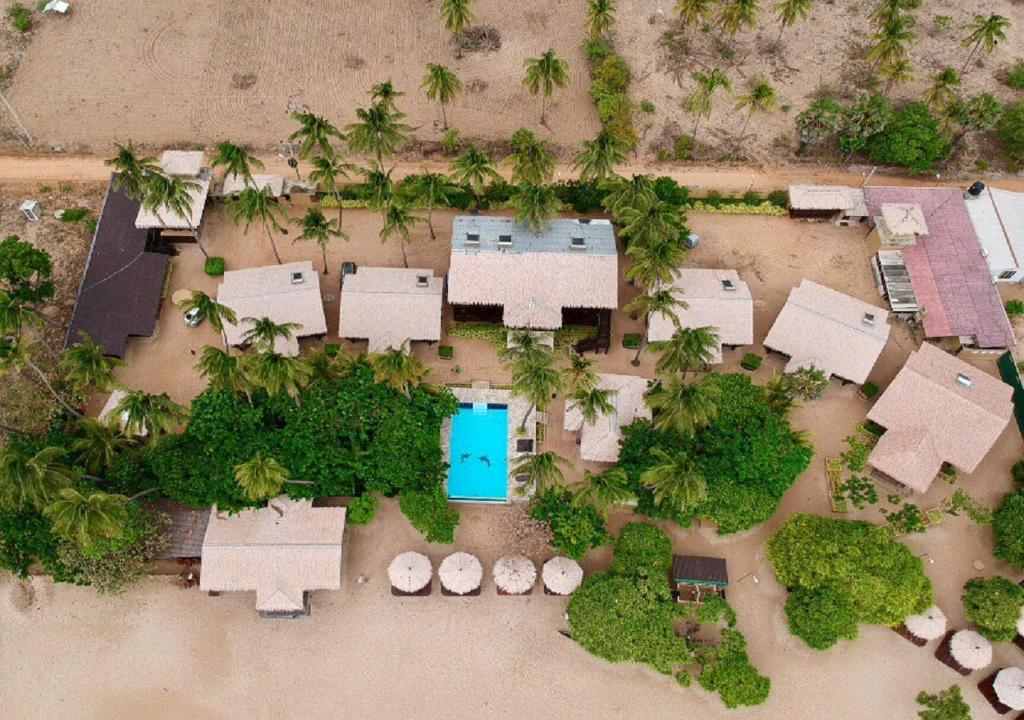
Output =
[
  {"x1": 416, "y1": 275, "x2": 429, "y2": 288},
  {"x1": 290, "y1": 271, "x2": 304, "y2": 284},
  {"x1": 465, "y1": 233, "x2": 480, "y2": 245},
  {"x1": 497, "y1": 234, "x2": 512, "y2": 246},
  {"x1": 570, "y1": 237, "x2": 586, "y2": 250}
]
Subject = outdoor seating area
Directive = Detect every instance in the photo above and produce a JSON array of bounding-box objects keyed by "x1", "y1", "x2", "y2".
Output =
[{"x1": 387, "y1": 552, "x2": 582, "y2": 597}]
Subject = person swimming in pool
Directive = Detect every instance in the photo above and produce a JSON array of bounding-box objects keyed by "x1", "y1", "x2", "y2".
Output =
[
  {"x1": 460, "y1": 453, "x2": 471, "y2": 463},
  {"x1": 479, "y1": 455, "x2": 491, "y2": 467}
]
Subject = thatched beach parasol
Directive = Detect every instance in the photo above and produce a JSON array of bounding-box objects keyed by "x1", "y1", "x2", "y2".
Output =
[
  {"x1": 493, "y1": 555, "x2": 536, "y2": 595},
  {"x1": 542, "y1": 557, "x2": 583, "y2": 596},
  {"x1": 979, "y1": 667, "x2": 1024, "y2": 714},
  {"x1": 388, "y1": 552, "x2": 432, "y2": 596},
  {"x1": 936, "y1": 629, "x2": 993, "y2": 676},
  {"x1": 438, "y1": 552, "x2": 483, "y2": 596},
  {"x1": 903, "y1": 605, "x2": 947, "y2": 643}
]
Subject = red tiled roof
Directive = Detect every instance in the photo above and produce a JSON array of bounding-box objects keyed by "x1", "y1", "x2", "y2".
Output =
[{"x1": 864, "y1": 187, "x2": 1015, "y2": 349}]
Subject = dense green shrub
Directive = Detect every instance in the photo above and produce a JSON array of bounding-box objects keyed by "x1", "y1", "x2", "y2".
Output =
[
  {"x1": 999, "y1": 103, "x2": 1024, "y2": 163},
  {"x1": 673, "y1": 135, "x2": 694, "y2": 161},
  {"x1": 323, "y1": 343, "x2": 341, "y2": 357},
  {"x1": 399, "y1": 486, "x2": 459, "y2": 543},
  {"x1": 996, "y1": 490, "x2": 1024, "y2": 573},
  {"x1": 584, "y1": 37, "x2": 637, "y2": 149},
  {"x1": 7, "y1": 3, "x2": 31, "y2": 32},
  {"x1": 767, "y1": 189, "x2": 789, "y2": 208},
  {"x1": 1006, "y1": 299, "x2": 1024, "y2": 317},
  {"x1": 916, "y1": 685, "x2": 971, "y2": 720},
  {"x1": 859, "y1": 381, "x2": 879, "y2": 399},
  {"x1": 1006, "y1": 60, "x2": 1024, "y2": 91},
  {"x1": 551, "y1": 180, "x2": 607, "y2": 213},
  {"x1": 0, "y1": 234, "x2": 54, "y2": 305},
  {"x1": 622, "y1": 333, "x2": 641, "y2": 349},
  {"x1": 448, "y1": 322, "x2": 507, "y2": 348},
  {"x1": 58, "y1": 207, "x2": 91, "y2": 223},
  {"x1": 767, "y1": 515, "x2": 933, "y2": 648},
  {"x1": 961, "y1": 576, "x2": 1024, "y2": 642},
  {"x1": 695, "y1": 629, "x2": 771, "y2": 709},
  {"x1": 867, "y1": 103, "x2": 949, "y2": 174},
  {"x1": 0, "y1": 509, "x2": 68, "y2": 579},
  {"x1": 438, "y1": 345, "x2": 454, "y2": 360},
  {"x1": 741, "y1": 353, "x2": 762, "y2": 371},
  {"x1": 610, "y1": 522, "x2": 673, "y2": 577},
  {"x1": 530, "y1": 489, "x2": 611, "y2": 559},
  {"x1": 346, "y1": 492, "x2": 379, "y2": 526},
  {"x1": 653, "y1": 176, "x2": 690, "y2": 206},
  {"x1": 784, "y1": 586, "x2": 859, "y2": 650},
  {"x1": 616, "y1": 374, "x2": 814, "y2": 534},
  {"x1": 204, "y1": 256, "x2": 226, "y2": 276}
]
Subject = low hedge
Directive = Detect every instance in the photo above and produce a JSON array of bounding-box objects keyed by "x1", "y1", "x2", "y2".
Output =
[
  {"x1": 438, "y1": 345, "x2": 454, "y2": 359},
  {"x1": 741, "y1": 353, "x2": 763, "y2": 371},
  {"x1": 554, "y1": 326, "x2": 596, "y2": 349},
  {"x1": 622, "y1": 333, "x2": 642, "y2": 349},
  {"x1": 689, "y1": 200, "x2": 787, "y2": 216},
  {"x1": 204, "y1": 256, "x2": 226, "y2": 276},
  {"x1": 448, "y1": 322, "x2": 507, "y2": 349}
]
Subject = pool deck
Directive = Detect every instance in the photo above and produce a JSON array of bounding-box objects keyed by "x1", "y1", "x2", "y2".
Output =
[{"x1": 442, "y1": 384, "x2": 536, "y2": 503}]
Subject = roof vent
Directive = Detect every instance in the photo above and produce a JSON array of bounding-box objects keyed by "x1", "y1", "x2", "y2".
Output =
[
  {"x1": 578, "y1": 218, "x2": 592, "y2": 224},
  {"x1": 570, "y1": 237, "x2": 586, "y2": 250},
  {"x1": 465, "y1": 233, "x2": 480, "y2": 244},
  {"x1": 416, "y1": 274, "x2": 429, "y2": 288},
  {"x1": 721, "y1": 279, "x2": 735, "y2": 291},
  {"x1": 497, "y1": 234, "x2": 512, "y2": 246},
  {"x1": 290, "y1": 271, "x2": 304, "y2": 284},
  {"x1": 862, "y1": 312, "x2": 876, "y2": 326},
  {"x1": 955, "y1": 373, "x2": 972, "y2": 389}
]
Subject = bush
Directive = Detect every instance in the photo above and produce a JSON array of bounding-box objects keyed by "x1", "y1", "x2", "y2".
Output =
[
  {"x1": 323, "y1": 343, "x2": 341, "y2": 357},
  {"x1": 961, "y1": 576, "x2": 1024, "y2": 642},
  {"x1": 0, "y1": 508, "x2": 68, "y2": 580},
  {"x1": 653, "y1": 176, "x2": 689, "y2": 206},
  {"x1": 7, "y1": 3, "x2": 31, "y2": 32},
  {"x1": 885, "y1": 503, "x2": 926, "y2": 535},
  {"x1": 530, "y1": 489, "x2": 611, "y2": 559},
  {"x1": 585, "y1": 38, "x2": 637, "y2": 149},
  {"x1": 399, "y1": 486, "x2": 459, "y2": 544},
  {"x1": 766, "y1": 189, "x2": 789, "y2": 208},
  {"x1": 1006, "y1": 60, "x2": 1024, "y2": 90},
  {"x1": 610, "y1": 523, "x2": 673, "y2": 577},
  {"x1": 0, "y1": 234, "x2": 54, "y2": 306},
  {"x1": 58, "y1": 207, "x2": 91, "y2": 223},
  {"x1": 640, "y1": 100, "x2": 656, "y2": 113},
  {"x1": 204, "y1": 256, "x2": 226, "y2": 276},
  {"x1": 997, "y1": 103, "x2": 1024, "y2": 163},
  {"x1": 916, "y1": 685, "x2": 971, "y2": 720},
  {"x1": 859, "y1": 381, "x2": 879, "y2": 399},
  {"x1": 1006, "y1": 299, "x2": 1024, "y2": 317},
  {"x1": 695, "y1": 629, "x2": 771, "y2": 708},
  {"x1": 781, "y1": 366, "x2": 829, "y2": 401},
  {"x1": 448, "y1": 322, "x2": 507, "y2": 349},
  {"x1": 441, "y1": 128, "x2": 461, "y2": 155},
  {"x1": 993, "y1": 490, "x2": 1024, "y2": 570},
  {"x1": 438, "y1": 345, "x2": 454, "y2": 359},
  {"x1": 784, "y1": 586, "x2": 859, "y2": 650},
  {"x1": 622, "y1": 333, "x2": 642, "y2": 349},
  {"x1": 346, "y1": 492, "x2": 379, "y2": 525},
  {"x1": 741, "y1": 353, "x2": 762, "y2": 371},
  {"x1": 1013, "y1": 461, "x2": 1024, "y2": 485},
  {"x1": 867, "y1": 103, "x2": 949, "y2": 174},
  {"x1": 673, "y1": 135, "x2": 694, "y2": 161}
]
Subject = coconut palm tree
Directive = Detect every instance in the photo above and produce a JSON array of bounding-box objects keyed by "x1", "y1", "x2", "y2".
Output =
[
  {"x1": 244, "y1": 351, "x2": 311, "y2": 402},
  {"x1": 440, "y1": 0, "x2": 475, "y2": 59},
  {"x1": 683, "y1": 69, "x2": 732, "y2": 141},
  {"x1": 210, "y1": 141, "x2": 264, "y2": 183},
  {"x1": 241, "y1": 316, "x2": 301, "y2": 351},
  {"x1": 369, "y1": 80, "x2": 406, "y2": 112},
  {"x1": 572, "y1": 467, "x2": 632, "y2": 514},
  {"x1": 867, "y1": 16, "x2": 915, "y2": 68},
  {"x1": 878, "y1": 57, "x2": 914, "y2": 93},
  {"x1": 449, "y1": 145, "x2": 501, "y2": 201},
  {"x1": 304, "y1": 348, "x2": 353, "y2": 385},
  {"x1": 510, "y1": 451, "x2": 570, "y2": 493},
  {"x1": 563, "y1": 350, "x2": 599, "y2": 393},
  {"x1": 142, "y1": 173, "x2": 209, "y2": 257},
  {"x1": 624, "y1": 289, "x2": 687, "y2": 364},
  {"x1": 961, "y1": 14, "x2": 1010, "y2": 74},
  {"x1": 507, "y1": 128, "x2": 555, "y2": 185},
  {"x1": 289, "y1": 111, "x2": 345, "y2": 162},
  {"x1": 44, "y1": 488, "x2": 129, "y2": 548},
  {"x1": 500, "y1": 330, "x2": 549, "y2": 365},
  {"x1": 293, "y1": 207, "x2": 344, "y2": 275},
  {"x1": 645, "y1": 375, "x2": 721, "y2": 435},
  {"x1": 345, "y1": 103, "x2": 412, "y2": 166},
  {"x1": 617, "y1": 199, "x2": 686, "y2": 248},
  {"x1": 601, "y1": 174, "x2": 657, "y2": 219},
  {"x1": 0, "y1": 338, "x2": 80, "y2": 417},
  {"x1": 195, "y1": 345, "x2": 251, "y2": 396},
  {"x1": 71, "y1": 417, "x2": 135, "y2": 475},
  {"x1": 947, "y1": 92, "x2": 1004, "y2": 148},
  {"x1": 309, "y1": 153, "x2": 358, "y2": 232},
  {"x1": 523, "y1": 50, "x2": 570, "y2": 126},
  {"x1": 234, "y1": 453, "x2": 291, "y2": 502},
  {"x1": 370, "y1": 345, "x2": 429, "y2": 396},
  {"x1": 359, "y1": 162, "x2": 396, "y2": 209},
  {"x1": 569, "y1": 385, "x2": 616, "y2": 425},
  {"x1": 0, "y1": 290, "x2": 46, "y2": 340},
  {"x1": 510, "y1": 346, "x2": 563, "y2": 432},
  {"x1": 225, "y1": 186, "x2": 289, "y2": 264},
  {"x1": 586, "y1": 0, "x2": 617, "y2": 37},
  {"x1": 422, "y1": 64, "x2": 462, "y2": 130},
  {"x1": 624, "y1": 237, "x2": 687, "y2": 289},
  {"x1": 647, "y1": 325, "x2": 719, "y2": 377},
  {"x1": 734, "y1": 79, "x2": 776, "y2": 152},
  {"x1": 641, "y1": 447, "x2": 707, "y2": 516},
  {"x1": 105, "y1": 141, "x2": 158, "y2": 200},
  {"x1": 176, "y1": 291, "x2": 238, "y2": 351},
  {"x1": 509, "y1": 182, "x2": 561, "y2": 232},
  {"x1": 574, "y1": 129, "x2": 630, "y2": 182},
  {"x1": 112, "y1": 390, "x2": 188, "y2": 440},
  {"x1": 772, "y1": 0, "x2": 810, "y2": 43},
  {"x1": 923, "y1": 68, "x2": 961, "y2": 110},
  {"x1": 60, "y1": 333, "x2": 124, "y2": 394},
  {"x1": 380, "y1": 200, "x2": 426, "y2": 268},
  {"x1": 402, "y1": 172, "x2": 460, "y2": 239},
  {"x1": 717, "y1": 0, "x2": 760, "y2": 36},
  {"x1": 0, "y1": 445, "x2": 76, "y2": 511},
  {"x1": 675, "y1": 0, "x2": 713, "y2": 29}
]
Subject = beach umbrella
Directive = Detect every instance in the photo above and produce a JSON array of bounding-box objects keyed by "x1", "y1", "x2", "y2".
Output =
[
  {"x1": 904, "y1": 605, "x2": 947, "y2": 642},
  {"x1": 388, "y1": 551, "x2": 432, "y2": 594},
  {"x1": 993, "y1": 667, "x2": 1024, "y2": 711},
  {"x1": 493, "y1": 555, "x2": 536, "y2": 595},
  {"x1": 542, "y1": 557, "x2": 583, "y2": 596},
  {"x1": 438, "y1": 552, "x2": 483, "y2": 595},
  {"x1": 950, "y1": 630, "x2": 993, "y2": 671}
]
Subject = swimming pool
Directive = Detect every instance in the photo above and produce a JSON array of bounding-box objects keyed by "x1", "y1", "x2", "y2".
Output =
[{"x1": 447, "y1": 403, "x2": 509, "y2": 502}]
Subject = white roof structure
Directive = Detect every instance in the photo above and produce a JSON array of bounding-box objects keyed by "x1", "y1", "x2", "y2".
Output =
[
  {"x1": 788, "y1": 185, "x2": 868, "y2": 216},
  {"x1": 763, "y1": 280, "x2": 890, "y2": 384},
  {"x1": 867, "y1": 342, "x2": 1012, "y2": 493},
  {"x1": 134, "y1": 175, "x2": 211, "y2": 230},
  {"x1": 159, "y1": 150, "x2": 205, "y2": 178},
  {"x1": 447, "y1": 216, "x2": 618, "y2": 329},
  {"x1": 218, "y1": 174, "x2": 286, "y2": 198},
  {"x1": 647, "y1": 269, "x2": 753, "y2": 363},
  {"x1": 199, "y1": 497, "x2": 346, "y2": 614},
  {"x1": 564, "y1": 373, "x2": 651, "y2": 463},
  {"x1": 880, "y1": 203, "x2": 929, "y2": 238},
  {"x1": 217, "y1": 261, "x2": 328, "y2": 355},
  {"x1": 339, "y1": 267, "x2": 443, "y2": 352},
  {"x1": 966, "y1": 187, "x2": 1024, "y2": 280}
]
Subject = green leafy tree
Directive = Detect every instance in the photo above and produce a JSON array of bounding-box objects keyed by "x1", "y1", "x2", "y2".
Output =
[
  {"x1": 369, "y1": 345, "x2": 428, "y2": 396},
  {"x1": 601, "y1": 174, "x2": 657, "y2": 219},
  {"x1": 961, "y1": 576, "x2": 1024, "y2": 642},
  {"x1": 43, "y1": 488, "x2": 128, "y2": 548},
  {"x1": 60, "y1": 333, "x2": 125, "y2": 393},
  {"x1": 795, "y1": 97, "x2": 843, "y2": 155},
  {"x1": 175, "y1": 291, "x2": 237, "y2": 351},
  {"x1": 961, "y1": 14, "x2": 1010, "y2": 73},
  {"x1": 572, "y1": 467, "x2": 633, "y2": 514},
  {"x1": 867, "y1": 102, "x2": 948, "y2": 173},
  {"x1": 531, "y1": 489, "x2": 611, "y2": 558},
  {"x1": 784, "y1": 586, "x2": 860, "y2": 650},
  {"x1": 916, "y1": 685, "x2": 971, "y2": 720},
  {"x1": 946, "y1": 93, "x2": 1003, "y2": 148},
  {"x1": 523, "y1": 49, "x2": 570, "y2": 125},
  {"x1": 641, "y1": 447, "x2": 708, "y2": 516},
  {"x1": 440, "y1": 0, "x2": 475, "y2": 59},
  {"x1": 648, "y1": 325, "x2": 719, "y2": 377},
  {"x1": 0, "y1": 235, "x2": 54, "y2": 308},
  {"x1": 402, "y1": 172, "x2": 461, "y2": 239},
  {"x1": 507, "y1": 128, "x2": 555, "y2": 185},
  {"x1": 574, "y1": 129, "x2": 629, "y2": 181},
  {"x1": 734, "y1": 79, "x2": 776, "y2": 152},
  {"x1": 399, "y1": 485, "x2": 459, "y2": 543},
  {"x1": 717, "y1": 0, "x2": 760, "y2": 36},
  {"x1": 105, "y1": 141, "x2": 159, "y2": 200},
  {"x1": 345, "y1": 103, "x2": 412, "y2": 166},
  {"x1": 225, "y1": 186, "x2": 289, "y2": 264},
  {"x1": 289, "y1": 111, "x2": 345, "y2": 161},
  {"x1": 511, "y1": 451, "x2": 571, "y2": 493},
  {"x1": 0, "y1": 445, "x2": 76, "y2": 511},
  {"x1": 508, "y1": 182, "x2": 561, "y2": 232},
  {"x1": 683, "y1": 69, "x2": 731, "y2": 141},
  {"x1": 695, "y1": 629, "x2": 771, "y2": 708},
  {"x1": 421, "y1": 63, "x2": 462, "y2": 130},
  {"x1": 997, "y1": 102, "x2": 1024, "y2": 163},
  {"x1": 210, "y1": 141, "x2": 264, "y2": 183},
  {"x1": 586, "y1": 0, "x2": 617, "y2": 37},
  {"x1": 993, "y1": 489, "x2": 1024, "y2": 570},
  {"x1": 772, "y1": 0, "x2": 810, "y2": 43},
  {"x1": 112, "y1": 390, "x2": 189, "y2": 439},
  {"x1": 449, "y1": 145, "x2": 501, "y2": 200},
  {"x1": 380, "y1": 200, "x2": 426, "y2": 268},
  {"x1": 293, "y1": 207, "x2": 344, "y2": 275},
  {"x1": 569, "y1": 385, "x2": 616, "y2": 425},
  {"x1": 645, "y1": 375, "x2": 721, "y2": 436},
  {"x1": 838, "y1": 93, "x2": 893, "y2": 160},
  {"x1": 71, "y1": 417, "x2": 135, "y2": 476}
]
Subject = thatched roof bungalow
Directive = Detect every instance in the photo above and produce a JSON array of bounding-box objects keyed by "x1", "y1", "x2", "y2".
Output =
[
  {"x1": 563, "y1": 373, "x2": 651, "y2": 463},
  {"x1": 339, "y1": 267, "x2": 443, "y2": 352},
  {"x1": 788, "y1": 184, "x2": 868, "y2": 223},
  {"x1": 134, "y1": 151, "x2": 211, "y2": 232}
]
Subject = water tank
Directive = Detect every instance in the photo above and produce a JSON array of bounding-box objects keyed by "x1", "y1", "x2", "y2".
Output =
[
  {"x1": 683, "y1": 232, "x2": 700, "y2": 250},
  {"x1": 967, "y1": 181, "x2": 986, "y2": 198}
]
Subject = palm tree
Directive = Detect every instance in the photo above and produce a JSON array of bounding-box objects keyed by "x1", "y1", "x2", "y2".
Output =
[
  {"x1": 359, "y1": 162, "x2": 396, "y2": 209},
  {"x1": 586, "y1": 0, "x2": 617, "y2": 37},
  {"x1": 645, "y1": 375, "x2": 720, "y2": 435},
  {"x1": 624, "y1": 289, "x2": 686, "y2": 364},
  {"x1": 225, "y1": 186, "x2": 289, "y2": 264},
  {"x1": 0, "y1": 445, "x2": 76, "y2": 511},
  {"x1": 345, "y1": 103, "x2": 412, "y2": 166},
  {"x1": 142, "y1": 173, "x2": 209, "y2": 257},
  {"x1": 572, "y1": 467, "x2": 632, "y2": 514},
  {"x1": 523, "y1": 50, "x2": 570, "y2": 126},
  {"x1": 422, "y1": 64, "x2": 462, "y2": 130},
  {"x1": 683, "y1": 69, "x2": 731, "y2": 141},
  {"x1": 293, "y1": 207, "x2": 343, "y2": 275},
  {"x1": 675, "y1": 0, "x2": 714, "y2": 29},
  {"x1": 772, "y1": 0, "x2": 810, "y2": 43},
  {"x1": 289, "y1": 111, "x2": 345, "y2": 161},
  {"x1": 0, "y1": 338, "x2": 80, "y2": 417},
  {"x1": 112, "y1": 390, "x2": 188, "y2": 439},
  {"x1": 0, "y1": 290, "x2": 46, "y2": 340},
  {"x1": 380, "y1": 201, "x2": 426, "y2": 268},
  {"x1": 601, "y1": 174, "x2": 657, "y2": 219},
  {"x1": 370, "y1": 80, "x2": 406, "y2": 112},
  {"x1": 449, "y1": 145, "x2": 501, "y2": 200},
  {"x1": 402, "y1": 172, "x2": 460, "y2": 239},
  {"x1": 440, "y1": 0, "x2": 475, "y2": 59},
  {"x1": 961, "y1": 14, "x2": 1010, "y2": 74},
  {"x1": 563, "y1": 351, "x2": 599, "y2": 393},
  {"x1": 44, "y1": 488, "x2": 129, "y2": 548},
  {"x1": 241, "y1": 316, "x2": 301, "y2": 351},
  {"x1": 244, "y1": 351, "x2": 311, "y2": 402},
  {"x1": 210, "y1": 141, "x2": 264, "y2": 183},
  {"x1": 641, "y1": 447, "x2": 707, "y2": 516},
  {"x1": 569, "y1": 385, "x2": 616, "y2": 425},
  {"x1": 370, "y1": 345, "x2": 429, "y2": 396},
  {"x1": 309, "y1": 153, "x2": 357, "y2": 232},
  {"x1": 508, "y1": 183, "x2": 561, "y2": 232},
  {"x1": 175, "y1": 291, "x2": 237, "y2": 351},
  {"x1": 510, "y1": 346, "x2": 563, "y2": 432},
  {"x1": 878, "y1": 57, "x2": 914, "y2": 93},
  {"x1": 509, "y1": 451, "x2": 570, "y2": 493},
  {"x1": 867, "y1": 16, "x2": 915, "y2": 68},
  {"x1": 60, "y1": 333, "x2": 124, "y2": 393},
  {"x1": 500, "y1": 330, "x2": 550, "y2": 365},
  {"x1": 947, "y1": 92, "x2": 1003, "y2": 148},
  {"x1": 71, "y1": 417, "x2": 135, "y2": 475},
  {"x1": 618, "y1": 199, "x2": 686, "y2": 248},
  {"x1": 717, "y1": 0, "x2": 760, "y2": 36},
  {"x1": 734, "y1": 79, "x2": 776, "y2": 152},
  {"x1": 574, "y1": 129, "x2": 629, "y2": 182},
  {"x1": 923, "y1": 68, "x2": 960, "y2": 110},
  {"x1": 234, "y1": 453, "x2": 291, "y2": 502},
  {"x1": 105, "y1": 141, "x2": 158, "y2": 200},
  {"x1": 195, "y1": 345, "x2": 250, "y2": 395},
  {"x1": 624, "y1": 237, "x2": 687, "y2": 289},
  {"x1": 647, "y1": 325, "x2": 719, "y2": 377},
  {"x1": 304, "y1": 348, "x2": 351, "y2": 385},
  {"x1": 507, "y1": 128, "x2": 555, "y2": 185}
]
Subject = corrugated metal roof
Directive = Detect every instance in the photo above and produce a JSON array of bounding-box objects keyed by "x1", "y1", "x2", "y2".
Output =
[{"x1": 451, "y1": 216, "x2": 617, "y2": 255}]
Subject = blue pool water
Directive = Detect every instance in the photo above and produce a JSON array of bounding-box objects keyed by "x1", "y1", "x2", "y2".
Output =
[{"x1": 448, "y1": 403, "x2": 509, "y2": 502}]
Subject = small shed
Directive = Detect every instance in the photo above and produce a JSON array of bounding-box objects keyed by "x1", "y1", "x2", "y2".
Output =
[
  {"x1": 788, "y1": 185, "x2": 868, "y2": 225},
  {"x1": 671, "y1": 554, "x2": 728, "y2": 603}
]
